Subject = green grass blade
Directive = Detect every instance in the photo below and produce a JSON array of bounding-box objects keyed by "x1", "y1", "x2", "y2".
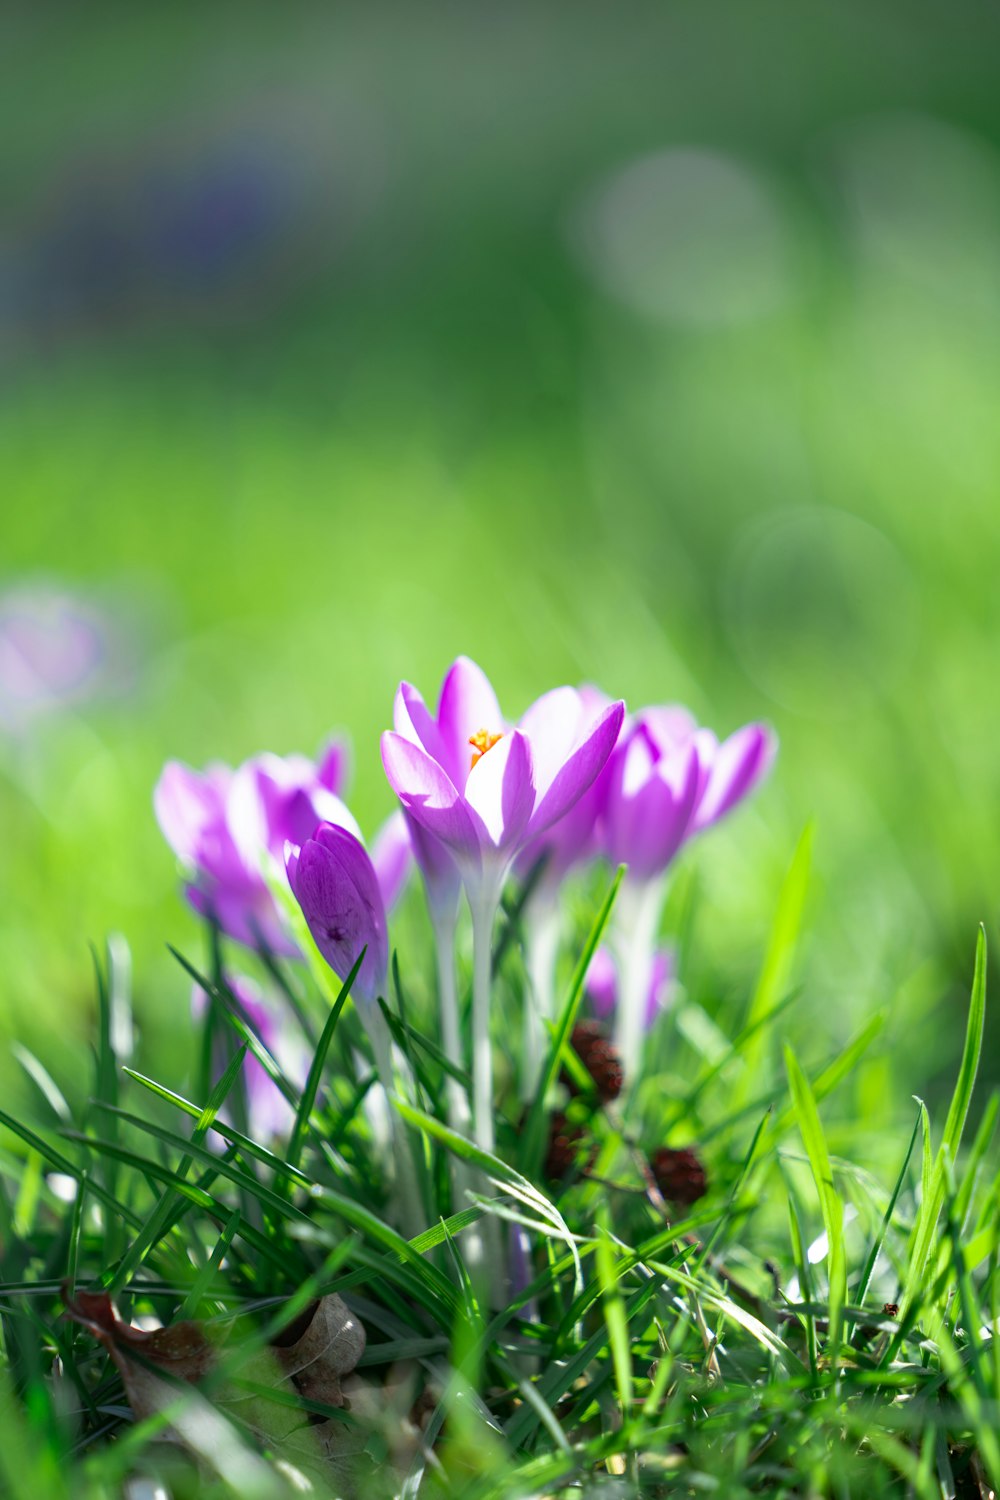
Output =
[
  {"x1": 286, "y1": 948, "x2": 363, "y2": 1174},
  {"x1": 734, "y1": 824, "x2": 812, "y2": 1109},
  {"x1": 520, "y1": 864, "x2": 625, "y2": 1179},
  {"x1": 784, "y1": 1043, "x2": 846, "y2": 1356}
]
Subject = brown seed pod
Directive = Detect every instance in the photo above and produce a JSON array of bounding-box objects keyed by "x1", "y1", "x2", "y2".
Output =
[
  {"x1": 562, "y1": 1021, "x2": 624, "y2": 1104},
  {"x1": 650, "y1": 1146, "x2": 708, "y2": 1207},
  {"x1": 545, "y1": 1111, "x2": 587, "y2": 1181}
]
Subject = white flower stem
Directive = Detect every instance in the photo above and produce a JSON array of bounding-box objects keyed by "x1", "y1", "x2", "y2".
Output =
[
  {"x1": 521, "y1": 896, "x2": 561, "y2": 1102},
  {"x1": 469, "y1": 888, "x2": 500, "y2": 1155},
  {"x1": 464, "y1": 875, "x2": 505, "y2": 1296},
  {"x1": 612, "y1": 875, "x2": 667, "y2": 1085},
  {"x1": 433, "y1": 909, "x2": 471, "y2": 1137},
  {"x1": 362, "y1": 1001, "x2": 424, "y2": 1243}
]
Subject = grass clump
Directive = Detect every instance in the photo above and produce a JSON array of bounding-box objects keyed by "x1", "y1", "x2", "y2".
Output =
[{"x1": 0, "y1": 849, "x2": 997, "y2": 1499}]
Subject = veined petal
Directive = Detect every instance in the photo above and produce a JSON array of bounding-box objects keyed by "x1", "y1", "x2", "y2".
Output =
[
  {"x1": 437, "y1": 655, "x2": 505, "y2": 790},
  {"x1": 463, "y1": 727, "x2": 535, "y2": 851},
  {"x1": 394, "y1": 681, "x2": 449, "y2": 767},
  {"x1": 380, "y1": 731, "x2": 482, "y2": 866},
  {"x1": 225, "y1": 760, "x2": 271, "y2": 874},
  {"x1": 604, "y1": 739, "x2": 701, "y2": 878},
  {"x1": 517, "y1": 685, "x2": 584, "y2": 799},
  {"x1": 317, "y1": 737, "x2": 350, "y2": 795},
  {"x1": 693, "y1": 722, "x2": 776, "y2": 831},
  {"x1": 404, "y1": 810, "x2": 463, "y2": 922},
  {"x1": 154, "y1": 761, "x2": 227, "y2": 866},
  {"x1": 290, "y1": 824, "x2": 388, "y2": 1002},
  {"x1": 527, "y1": 699, "x2": 625, "y2": 840},
  {"x1": 641, "y1": 705, "x2": 698, "y2": 757}
]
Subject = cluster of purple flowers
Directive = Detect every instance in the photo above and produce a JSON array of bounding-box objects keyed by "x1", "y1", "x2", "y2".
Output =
[{"x1": 155, "y1": 656, "x2": 774, "y2": 1152}]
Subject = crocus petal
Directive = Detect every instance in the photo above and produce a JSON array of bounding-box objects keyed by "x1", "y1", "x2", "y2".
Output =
[
  {"x1": 463, "y1": 727, "x2": 535, "y2": 852},
  {"x1": 188, "y1": 880, "x2": 297, "y2": 957},
  {"x1": 394, "y1": 681, "x2": 450, "y2": 769},
  {"x1": 517, "y1": 686, "x2": 586, "y2": 800},
  {"x1": 694, "y1": 723, "x2": 776, "y2": 832},
  {"x1": 604, "y1": 738, "x2": 701, "y2": 879},
  {"x1": 640, "y1": 706, "x2": 698, "y2": 757},
  {"x1": 288, "y1": 824, "x2": 388, "y2": 1003},
  {"x1": 154, "y1": 761, "x2": 227, "y2": 866},
  {"x1": 317, "y1": 738, "x2": 350, "y2": 795},
  {"x1": 404, "y1": 810, "x2": 463, "y2": 923},
  {"x1": 437, "y1": 656, "x2": 505, "y2": 791},
  {"x1": 516, "y1": 783, "x2": 599, "y2": 887},
  {"x1": 233, "y1": 754, "x2": 360, "y2": 860},
  {"x1": 380, "y1": 731, "x2": 482, "y2": 868},
  {"x1": 370, "y1": 810, "x2": 412, "y2": 911},
  {"x1": 527, "y1": 699, "x2": 625, "y2": 840}
]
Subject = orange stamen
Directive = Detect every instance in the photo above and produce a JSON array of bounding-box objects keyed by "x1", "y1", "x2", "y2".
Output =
[{"x1": 469, "y1": 728, "x2": 503, "y2": 769}]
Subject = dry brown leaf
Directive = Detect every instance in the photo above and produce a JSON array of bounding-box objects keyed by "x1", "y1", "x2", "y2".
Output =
[
  {"x1": 63, "y1": 1283, "x2": 370, "y2": 1491},
  {"x1": 62, "y1": 1287, "x2": 218, "y2": 1423},
  {"x1": 271, "y1": 1293, "x2": 366, "y2": 1409}
]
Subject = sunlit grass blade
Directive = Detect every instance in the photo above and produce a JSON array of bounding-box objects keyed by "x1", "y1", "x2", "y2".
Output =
[
  {"x1": 594, "y1": 1207, "x2": 633, "y2": 1439},
  {"x1": 520, "y1": 865, "x2": 625, "y2": 1179},
  {"x1": 98, "y1": 1042, "x2": 248, "y2": 1291},
  {"x1": 850, "y1": 1105, "x2": 920, "y2": 1338},
  {"x1": 900, "y1": 926, "x2": 987, "y2": 1326},
  {"x1": 734, "y1": 824, "x2": 812, "y2": 1109},
  {"x1": 784, "y1": 1043, "x2": 846, "y2": 1358}
]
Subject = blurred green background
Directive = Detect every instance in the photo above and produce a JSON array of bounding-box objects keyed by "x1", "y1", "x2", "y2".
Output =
[{"x1": 3, "y1": 1, "x2": 1000, "y2": 1118}]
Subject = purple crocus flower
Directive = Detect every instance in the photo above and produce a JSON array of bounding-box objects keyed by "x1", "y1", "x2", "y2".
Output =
[
  {"x1": 0, "y1": 584, "x2": 115, "y2": 732},
  {"x1": 192, "y1": 975, "x2": 309, "y2": 1142},
  {"x1": 155, "y1": 742, "x2": 358, "y2": 955},
  {"x1": 600, "y1": 706, "x2": 775, "y2": 1078},
  {"x1": 381, "y1": 657, "x2": 625, "y2": 900},
  {"x1": 380, "y1": 656, "x2": 625, "y2": 1157},
  {"x1": 601, "y1": 708, "x2": 775, "y2": 872},
  {"x1": 586, "y1": 943, "x2": 675, "y2": 1029},
  {"x1": 285, "y1": 822, "x2": 388, "y2": 1004}
]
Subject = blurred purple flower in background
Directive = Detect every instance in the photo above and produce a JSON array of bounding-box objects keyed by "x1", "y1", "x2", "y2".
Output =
[
  {"x1": 0, "y1": 584, "x2": 115, "y2": 732},
  {"x1": 154, "y1": 742, "x2": 358, "y2": 954},
  {"x1": 586, "y1": 943, "x2": 675, "y2": 1029},
  {"x1": 192, "y1": 975, "x2": 308, "y2": 1142}
]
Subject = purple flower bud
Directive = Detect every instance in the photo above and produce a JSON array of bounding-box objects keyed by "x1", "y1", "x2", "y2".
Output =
[{"x1": 286, "y1": 822, "x2": 388, "y2": 1003}]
